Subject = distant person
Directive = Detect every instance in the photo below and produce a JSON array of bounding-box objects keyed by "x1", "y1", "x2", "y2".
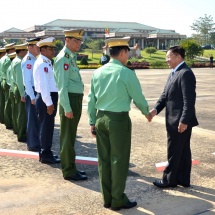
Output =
[
  {"x1": 209, "y1": 54, "x2": 213, "y2": 68},
  {"x1": 101, "y1": 53, "x2": 108, "y2": 65}
]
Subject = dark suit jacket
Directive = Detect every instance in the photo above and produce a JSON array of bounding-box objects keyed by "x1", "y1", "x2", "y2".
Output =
[{"x1": 155, "y1": 62, "x2": 199, "y2": 131}]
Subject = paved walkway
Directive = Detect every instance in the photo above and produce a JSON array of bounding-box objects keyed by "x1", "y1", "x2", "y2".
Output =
[{"x1": 0, "y1": 68, "x2": 215, "y2": 215}]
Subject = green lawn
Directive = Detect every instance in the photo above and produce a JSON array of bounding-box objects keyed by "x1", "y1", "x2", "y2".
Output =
[{"x1": 78, "y1": 49, "x2": 215, "y2": 64}]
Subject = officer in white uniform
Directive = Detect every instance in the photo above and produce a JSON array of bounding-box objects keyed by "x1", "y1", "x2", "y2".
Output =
[
  {"x1": 33, "y1": 37, "x2": 60, "y2": 164},
  {"x1": 22, "y1": 38, "x2": 41, "y2": 152}
]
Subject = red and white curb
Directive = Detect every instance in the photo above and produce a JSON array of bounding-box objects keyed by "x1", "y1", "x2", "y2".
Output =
[
  {"x1": 155, "y1": 159, "x2": 200, "y2": 172},
  {"x1": 0, "y1": 149, "x2": 98, "y2": 165}
]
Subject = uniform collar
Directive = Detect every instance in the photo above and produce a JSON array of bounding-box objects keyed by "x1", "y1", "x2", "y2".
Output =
[
  {"x1": 40, "y1": 54, "x2": 51, "y2": 64},
  {"x1": 64, "y1": 46, "x2": 77, "y2": 60},
  {"x1": 28, "y1": 51, "x2": 36, "y2": 60},
  {"x1": 109, "y1": 58, "x2": 124, "y2": 66}
]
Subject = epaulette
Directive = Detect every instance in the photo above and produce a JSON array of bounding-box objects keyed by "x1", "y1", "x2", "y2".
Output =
[
  {"x1": 65, "y1": 53, "x2": 69, "y2": 58},
  {"x1": 27, "y1": 56, "x2": 31, "y2": 60}
]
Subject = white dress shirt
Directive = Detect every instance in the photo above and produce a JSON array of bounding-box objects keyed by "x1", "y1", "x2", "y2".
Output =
[{"x1": 33, "y1": 54, "x2": 58, "y2": 106}]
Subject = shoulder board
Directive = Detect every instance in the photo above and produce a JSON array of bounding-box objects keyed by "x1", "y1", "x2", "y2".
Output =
[
  {"x1": 64, "y1": 53, "x2": 69, "y2": 58},
  {"x1": 27, "y1": 56, "x2": 31, "y2": 60}
]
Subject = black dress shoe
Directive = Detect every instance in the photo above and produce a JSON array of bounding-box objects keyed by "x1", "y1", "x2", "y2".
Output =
[
  {"x1": 64, "y1": 172, "x2": 87, "y2": 181},
  {"x1": 104, "y1": 203, "x2": 111, "y2": 208},
  {"x1": 40, "y1": 157, "x2": 61, "y2": 164},
  {"x1": 153, "y1": 179, "x2": 177, "y2": 188},
  {"x1": 78, "y1": 170, "x2": 86, "y2": 175},
  {"x1": 27, "y1": 146, "x2": 40, "y2": 152},
  {"x1": 18, "y1": 137, "x2": 27, "y2": 143},
  {"x1": 111, "y1": 201, "x2": 137, "y2": 211}
]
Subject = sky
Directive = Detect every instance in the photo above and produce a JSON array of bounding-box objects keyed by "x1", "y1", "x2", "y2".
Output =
[{"x1": 0, "y1": 0, "x2": 214, "y2": 37}]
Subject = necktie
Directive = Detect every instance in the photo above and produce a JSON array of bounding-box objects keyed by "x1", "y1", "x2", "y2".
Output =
[{"x1": 171, "y1": 70, "x2": 175, "y2": 79}]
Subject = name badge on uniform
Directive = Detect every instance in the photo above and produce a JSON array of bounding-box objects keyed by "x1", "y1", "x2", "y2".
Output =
[
  {"x1": 71, "y1": 61, "x2": 75, "y2": 67},
  {"x1": 64, "y1": 64, "x2": 69, "y2": 70},
  {"x1": 44, "y1": 67, "x2": 48, "y2": 73},
  {"x1": 26, "y1": 64, "x2": 32, "y2": 69}
]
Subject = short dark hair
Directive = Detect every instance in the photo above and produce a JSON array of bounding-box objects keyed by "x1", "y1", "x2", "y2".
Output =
[
  {"x1": 169, "y1": 46, "x2": 185, "y2": 59},
  {"x1": 109, "y1": 46, "x2": 129, "y2": 57}
]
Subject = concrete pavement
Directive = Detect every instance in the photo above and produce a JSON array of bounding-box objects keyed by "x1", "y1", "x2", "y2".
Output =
[{"x1": 0, "y1": 68, "x2": 214, "y2": 215}]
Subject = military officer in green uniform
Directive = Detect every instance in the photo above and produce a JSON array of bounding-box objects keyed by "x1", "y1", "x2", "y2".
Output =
[
  {"x1": 11, "y1": 44, "x2": 28, "y2": 142},
  {"x1": 87, "y1": 37, "x2": 151, "y2": 211},
  {"x1": 0, "y1": 43, "x2": 15, "y2": 128},
  {"x1": 0, "y1": 47, "x2": 6, "y2": 124},
  {"x1": 6, "y1": 52, "x2": 17, "y2": 134},
  {"x1": 54, "y1": 29, "x2": 87, "y2": 181}
]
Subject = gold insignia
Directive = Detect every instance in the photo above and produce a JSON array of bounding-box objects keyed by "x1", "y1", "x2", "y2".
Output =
[
  {"x1": 43, "y1": 59, "x2": 47, "y2": 63},
  {"x1": 65, "y1": 53, "x2": 69, "y2": 58}
]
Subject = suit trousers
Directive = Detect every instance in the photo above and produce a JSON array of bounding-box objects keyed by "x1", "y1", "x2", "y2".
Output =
[
  {"x1": 25, "y1": 91, "x2": 40, "y2": 148},
  {"x1": 59, "y1": 93, "x2": 83, "y2": 178},
  {"x1": 35, "y1": 92, "x2": 58, "y2": 158},
  {"x1": 3, "y1": 81, "x2": 12, "y2": 128},
  {"x1": 0, "y1": 81, "x2": 5, "y2": 124},
  {"x1": 14, "y1": 85, "x2": 27, "y2": 141},
  {"x1": 95, "y1": 110, "x2": 131, "y2": 208},
  {"x1": 162, "y1": 127, "x2": 192, "y2": 185}
]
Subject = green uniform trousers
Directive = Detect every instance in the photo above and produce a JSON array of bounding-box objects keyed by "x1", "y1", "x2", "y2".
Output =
[
  {"x1": 95, "y1": 110, "x2": 131, "y2": 208},
  {"x1": 59, "y1": 93, "x2": 83, "y2": 178},
  {"x1": 0, "y1": 81, "x2": 5, "y2": 124},
  {"x1": 2, "y1": 80, "x2": 12, "y2": 128},
  {"x1": 9, "y1": 89, "x2": 18, "y2": 134},
  {"x1": 14, "y1": 85, "x2": 27, "y2": 141}
]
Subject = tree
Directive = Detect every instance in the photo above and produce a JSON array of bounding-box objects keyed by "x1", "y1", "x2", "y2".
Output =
[
  {"x1": 85, "y1": 39, "x2": 105, "y2": 58},
  {"x1": 55, "y1": 40, "x2": 64, "y2": 56},
  {"x1": 144, "y1": 47, "x2": 157, "y2": 56},
  {"x1": 190, "y1": 14, "x2": 215, "y2": 45},
  {"x1": 209, "y1": 32, "x2": 215, "y2": 45},
  {"x1": 180, "y1": 39, "x2": 203, "y2": 60}
]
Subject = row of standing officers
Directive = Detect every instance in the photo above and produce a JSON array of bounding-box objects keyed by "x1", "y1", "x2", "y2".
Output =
[{"x1": 0, "y1": 29, "x2": 88, "y2": 181}]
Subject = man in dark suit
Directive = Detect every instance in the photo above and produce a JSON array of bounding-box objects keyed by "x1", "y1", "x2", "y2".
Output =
[{"x1": 150, "y1": 46, "x2": 198, "y2": 188}]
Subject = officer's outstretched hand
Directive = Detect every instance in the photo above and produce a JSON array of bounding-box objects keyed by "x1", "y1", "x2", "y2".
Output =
[
  {"x1": 65, "y1": 111, "x2": 74, "y2": 119},
  {"x1": 47, "y1": 104, "x2": 54, "y2": 115},
  {"x1": 145, "y1": 113, "x2": 152, "y2": 122}
]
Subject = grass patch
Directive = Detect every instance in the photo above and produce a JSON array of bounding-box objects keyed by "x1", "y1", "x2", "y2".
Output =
[{"x1": 77, "y1": 49, "x2": 215, "y2": 64}]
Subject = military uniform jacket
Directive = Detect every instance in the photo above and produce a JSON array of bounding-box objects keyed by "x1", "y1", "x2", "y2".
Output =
[
  {"x1": 88, "y1": 58, "x2": 149, "y2": 124},
  {"x1": 54, "y1": 46, "x2": 84, "y2": 113},
  {"x1": 33, "y1": 54, "x2": 58, "y2": 106},
  {"x1": 0, "y1": 54, "x2": 11, "y2": 81},
  {"x1": 21, "y1": 52, "x2": 37, "y2": 100},
  {"x1": 11, "y1": 56, "x2": 25, "y2": 97}
]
